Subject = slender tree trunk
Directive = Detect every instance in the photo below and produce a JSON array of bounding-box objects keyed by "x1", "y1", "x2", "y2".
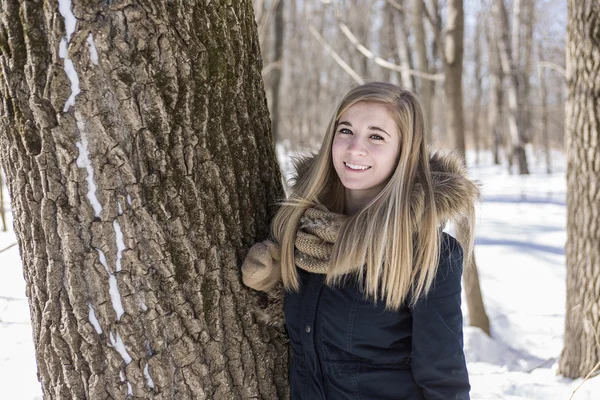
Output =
[
  {"x1": 538, "y1": 48, "x2": 551, "y2": 174},
  {"x1": 413, "y1": 0, "x2": 434, "y2": 139},
  {"x1": 472, "y1": 13, "x2": 483, "y2": 165},
  {"x1": 394, "y1": 8, "x2": 416, "y2": 91},
  {"x1": 271, "y1": 0, "x2": 285, "y2": 143},
  {"x1": 559, "y1": 0, "x2": 600, "y2": 380},
  {"x1": 441, "y1": 0, "x2": 490, "y2": 335},
  {"x1": 443, "y1": 0, "x2": 466, "y2": 159},
  {"x1": 486, "y1": 8, "x2": 505, "y2": 166},
  {"x1": 493, "y1": 0, "x2": 530, "y2": 174},
  {"x1": 520, "y1": 0, "x2": 535, "y2": 144},
  {"x1": 0, "y1": 1, "x2": 288, "y2": 398}
]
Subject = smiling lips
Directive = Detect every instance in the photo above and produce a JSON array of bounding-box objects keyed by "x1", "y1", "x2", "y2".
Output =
[{"x1": 344, "y1": 162, "x2": 372, "y2": 171}]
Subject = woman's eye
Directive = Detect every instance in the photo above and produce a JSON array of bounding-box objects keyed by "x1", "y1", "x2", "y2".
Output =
[
  {"x1": 339, "y1": 128, "x2": 352, "y2": 135},
  {"x1": 370, "y1": 134, "x2": 384, "y2": 140}
]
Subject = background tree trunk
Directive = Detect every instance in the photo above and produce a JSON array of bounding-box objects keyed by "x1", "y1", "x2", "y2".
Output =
[
  {"x1": 559, "y1": 0, "x2": 600, "y2": 380},
  {"x1": 493, "y1": 0, "x2": 530, "y2": 174},
  {"x1": 471, "y1": 12, "x2": 483, "y2": 165},
  {"x1": 270, "y1": 0, "x2": 285, "y2": 143},
  {"x1": 443, "y1": 0, "x2": 466, "y2": 158},
  {"x1": 412, "y1": 0, "x2": 434, "y2": 138},
  {"x1": 0, "y1": 1, "x2": 288, "y2": 398},
  {"x1": 486, "y1": 9, "x2": 505, "y2": 166}
]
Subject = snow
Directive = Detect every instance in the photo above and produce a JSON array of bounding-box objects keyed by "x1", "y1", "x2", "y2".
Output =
[
  {"x1": 96, "y1": 249, "x2": 125, "y2": 320},
  {"x1": 57, "y1": 0, "x2": 76, "y2": 41},
  {"x1": 75, "y1": 114, "x2": 102, "y2": 217},
  {"x1": 109, "y1": 331, "x2": 132, "y2": 365},
  {"x1": 143, "y1": 363, "x2": 155, "y2": 389},
  {"x1": 120, "y1": 369, "x2": 134, "y2": 396},
  {"x1": 113, "y1": 220, "x2": 125, "y2": 272},
  {"x1": 2, "y1": 150, "x2": 600, "y2": 399},
  {"x1": 86, "y1": 33, "x2": 99, "y2": 65},
  {"x1": 87, "y1": 303, "x2": 102, "y2": 334}
]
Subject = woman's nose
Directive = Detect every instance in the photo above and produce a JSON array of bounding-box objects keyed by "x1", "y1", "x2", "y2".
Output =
[{"x1": 347, "y1": 137, "x2": 367, "y2": 156}]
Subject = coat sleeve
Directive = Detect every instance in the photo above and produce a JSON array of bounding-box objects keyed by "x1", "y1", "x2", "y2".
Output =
[{"x1": 410, "y1": 233, "x2": 471, "y2": 400}]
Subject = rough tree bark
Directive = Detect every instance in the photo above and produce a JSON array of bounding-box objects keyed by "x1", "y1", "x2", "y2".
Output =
[
  {"x1": 0, "y1": 1, "x2": 288, "y2": 398},
  {"x1": 0, "y1": 165, "x2": 6, "y2": 231},
  {"x1": 559, "y1": 0, "x2": 600, "y2": 380}
]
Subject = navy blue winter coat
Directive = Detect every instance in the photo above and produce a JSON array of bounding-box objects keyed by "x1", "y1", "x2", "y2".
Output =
[{"x1": 284, "y1": 232, "x2": 470, "y2": 400}]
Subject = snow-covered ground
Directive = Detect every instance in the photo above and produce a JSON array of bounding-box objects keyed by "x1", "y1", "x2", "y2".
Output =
[{"x1": 1, "y1": 149, "x2": 599, "y2": 399}]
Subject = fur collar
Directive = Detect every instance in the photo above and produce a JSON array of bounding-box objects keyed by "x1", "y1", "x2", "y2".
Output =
[{"x1": 291, "y1": 150, "x2": 480, "y2": 227}]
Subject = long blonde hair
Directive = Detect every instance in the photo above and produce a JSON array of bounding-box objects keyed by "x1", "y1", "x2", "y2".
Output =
[{"x1": 272, "y1": 82, "x2": 439, "y2": 310}]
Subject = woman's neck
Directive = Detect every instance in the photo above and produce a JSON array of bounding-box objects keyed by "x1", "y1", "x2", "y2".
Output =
[{"x1": 344, "y1": 190, "x2": 373, "y2": 216}]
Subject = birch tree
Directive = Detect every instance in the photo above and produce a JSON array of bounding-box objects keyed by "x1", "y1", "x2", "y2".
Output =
[{"x1": 0, "y1": 1, "x2": 288, "y2": 398}]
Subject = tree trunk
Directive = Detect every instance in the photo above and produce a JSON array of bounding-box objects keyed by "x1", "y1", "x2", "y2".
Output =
[
  {"x1": 486, "y1": 7, "x2": 505, "y2": 166},
  {"x1": 393, "y1": 8, "x2": 416, "y2": 91},
  {"x1": 538, "y1": 46, "x2": 551, "y2": 175},
  {"x1": 412, "y1": 0, "x2": 434, "y2": 139},
  {"x1": 0, "y1": 165, "x2": 6, "y2": 231},
  {"x1": 519, "y1": 0, "x2": 535, "y2": 145},
  {"x1": 443, "y1": 0, "x2": 465, "y2": 159},
  {"x1": 559, "y1": 0, "x2": 600, "y2": 380},
  {"x1": 493, "y1": 0, "x2": 530, "y2": 174},
  {"x1": 471, "y1": 12, "x2": 483, "y2": 165},
  {"x1": 0, "y1": 1, "x2": 288, "y2": 398},
  {"x1": 270, "y1": 0, "x2": 285, "y2": 143}
]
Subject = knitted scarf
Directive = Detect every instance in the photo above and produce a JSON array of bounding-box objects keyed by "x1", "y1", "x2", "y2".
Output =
[{"x1": 241, "y1": 207, "x2": 346, "y2": 292}]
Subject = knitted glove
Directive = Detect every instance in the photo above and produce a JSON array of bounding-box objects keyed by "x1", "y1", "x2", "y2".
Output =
[{"x1": 241, "y1": 240, "x2": 282, "y2": 293}]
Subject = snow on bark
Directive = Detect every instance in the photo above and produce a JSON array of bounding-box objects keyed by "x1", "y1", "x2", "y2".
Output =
[
  {"x1": 86, "y1": 33, "x2": 99, "y2": 65},
  {"x1": 143, "y1": 363, "x2": 155, "y2": 389},
  {"x1": 96, "y1": 249, "x2": 125, "y2": 320},
  {"x1": 109, "y1": 331, "x2": 132, "y2": 365},
  {"x1": 87, "y1": 303, "x2": 103, "y2": 334}
]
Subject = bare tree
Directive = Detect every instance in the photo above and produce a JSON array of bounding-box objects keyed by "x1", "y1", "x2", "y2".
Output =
[
  {"x1": 486, "y1": 6, "x2": 505, "y2": 166},
  {"x1": 271, "y1": 0, "x2": 285, "y2": 142},
  {"x1": 0, "y1": 1, "x2": 288, "y2": 397},
  {"x1": 559, "y1": 0, "x2": 600, "y2": 380},
  {"x1": 422, "y1": 0, "x2": 490, "y2": 335},
  {"x1": 492, "y1": 0, "x2": 530, "y2": 174},
  {"x1": 412, "y1": 0, "x2": 435, "y2": 134},
  {"x1": 471, "y1": 11, "x2": 484, "y2": 165}
]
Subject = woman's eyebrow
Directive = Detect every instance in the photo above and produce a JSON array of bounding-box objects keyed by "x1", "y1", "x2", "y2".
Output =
[{"x1": 368, "y1": 126, "x2": 390, "y2": 137}]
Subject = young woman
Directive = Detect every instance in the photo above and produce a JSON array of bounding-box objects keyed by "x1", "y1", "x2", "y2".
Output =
[{"x1": 242, "y1": 82, "x2": 478, "y2": 399}]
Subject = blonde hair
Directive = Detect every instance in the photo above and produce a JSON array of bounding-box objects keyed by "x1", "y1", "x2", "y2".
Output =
[{"x1": 272, "y1": 82, "x2": 439, "y2": 310}]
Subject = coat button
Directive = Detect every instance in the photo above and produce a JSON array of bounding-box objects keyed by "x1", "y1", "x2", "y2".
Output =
[{"x1": 305, "y1": 325, "x2": 311, "y2": 333}]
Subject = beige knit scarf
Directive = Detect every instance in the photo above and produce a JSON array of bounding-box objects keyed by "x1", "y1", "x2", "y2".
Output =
[{"x1": 241, "y1": 207, "x2": 346, "y2": 292}]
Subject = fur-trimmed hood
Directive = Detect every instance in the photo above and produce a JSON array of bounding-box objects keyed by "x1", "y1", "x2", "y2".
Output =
[{"x1": 290, "y1": 150, "x2": 480, "y2": 262}]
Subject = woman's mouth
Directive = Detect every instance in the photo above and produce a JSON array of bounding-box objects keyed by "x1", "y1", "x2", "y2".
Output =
[{"x1": 344, "y1": 162, "x2": 371, "y2": 171}]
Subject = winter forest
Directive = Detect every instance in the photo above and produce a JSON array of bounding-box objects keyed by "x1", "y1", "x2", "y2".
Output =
[{"x1": 0, "y1": 0, "x2": 598, "y2": 399}]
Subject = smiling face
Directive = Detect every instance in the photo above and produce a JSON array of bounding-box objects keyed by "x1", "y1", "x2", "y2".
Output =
[{"x1": 331, "y1": 101, "x2": 401, "y2": 213}]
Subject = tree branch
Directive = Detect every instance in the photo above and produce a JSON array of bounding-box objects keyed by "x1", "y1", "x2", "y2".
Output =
[
  {"x1": 0, "y1": 242, "x2": 17, "y2": 253},
  {"x1": 308, "y1": 25, "x2": 365, "y2": 84},
  {"x1": 338, "y1": 22, "x2": 444, "y2": 81},
  {"x1": 418, "y1": 0, "x2": 445, "y2": 64},
  {"x1": 538, "y1": 61, "x2": 566, "y2": 78},
  {"x1": 385, "y1": 0, "x2": 406, "y2": 12}
]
